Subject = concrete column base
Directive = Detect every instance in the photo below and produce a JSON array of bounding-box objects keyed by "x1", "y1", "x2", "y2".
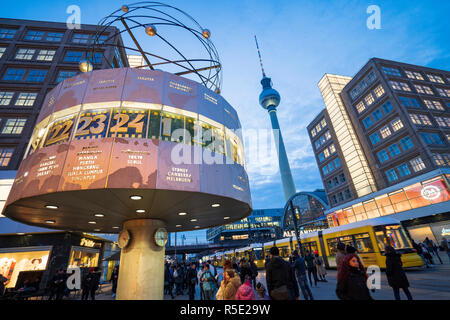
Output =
[{"x1": 116, "y1": 219, "x2": 166, "y2": 300}]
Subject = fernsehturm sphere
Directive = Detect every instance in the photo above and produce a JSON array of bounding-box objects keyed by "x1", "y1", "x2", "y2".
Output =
[{"x1": 255, "y1": 37, "x2": 296, "y2": 201}]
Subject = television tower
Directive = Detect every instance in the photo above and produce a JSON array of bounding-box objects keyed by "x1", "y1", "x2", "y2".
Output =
[{"x1": 255, "y1": 36, "x2": 296, "y2": 202}]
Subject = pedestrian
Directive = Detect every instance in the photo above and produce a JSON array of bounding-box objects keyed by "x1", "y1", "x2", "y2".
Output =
[
  {"x1": 255, "y1": 282, "x2": 270, "y2": 300},
  {"x1": 264, "y1": 255, "x2": 271, "y2": 268},
  {"x1": 207, "y1": 260, "x2": 217, "y2": 278},
  {"x1": 235, "y1": 275, "x2": 255, "y2": 300},
  {"x1": 425, "y1": 238, "x2": 443, "y2": 264},
  {"x1": 345, "y1": 244, "x2": 357, "y2": 255},
  {"x1": 238, "y1": 258, "x2": 252, "y2": 284},
  {"x1": 185, "y1": 263, "x2": 198, "y2": 300},
  {"x1": 335, "y1": 242, "x2": 347, "y2": 272},
  {"x1": 249, "y1": 258, "x2": 258, "y2": 289},
  {"x1": 441, "y1": 238, "x2": 450, "y2": 261},
  {"x1": 48, "y1": 268, "x2": 66, "y2": 300},
  {"x1": 232, "y1": 257, "x2": 240, "y2": 273},
  {"x1": 175, "y1": 264, "x2": 184, "y2": 295},
  {"x1": 81, "y1": 267, "x2": 99, "y2": 300},
  {"x1": 221, "y1": 269, "x2": 241, "y2": 300},
  {"x1": 111, "y1": 266, "x2": 119, "y2": 298},
  {"x1": 197, "y1": 263, "x2": 205, "y2": 300},
  {"x1": 265, "y1": 246, "x2": 299, "y2": 300},
  {"x1": 314, "y1": 251, "x2": 327, "y2": 282},
  {"x1": 164, "y1": 262, "x2": 173, "y2": 298},
  {"x1": 304, "y1": 251, "x2": 318, "y2": 287},
  {"x1": 385, "y1": 245, "x2": 413, "y2": 300},
  {"x1": 420, "y1": 243, "x2": 434, "y2": 265},
  {"x1": 412, "y1": 240, "x2": 430, "y2": 268},
  {"x1": 199, "y1": 264, "x2": 216, "y2": 300},
  {"x1": 291, "y1": 250, "x2": 314, "y2": 300},
  {"x1": 336, "y1": 254, "x2": 373, "y2": 300}
]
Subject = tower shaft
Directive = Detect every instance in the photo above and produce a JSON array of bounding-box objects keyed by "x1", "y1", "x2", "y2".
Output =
[{"x1": 268, "y1": 107, "x2": 296, "y2": 201}]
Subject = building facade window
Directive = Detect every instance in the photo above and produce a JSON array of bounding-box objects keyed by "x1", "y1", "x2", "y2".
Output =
[
  {"x1": 374, "y1": 85, "x2": 385, "y2": 98},
  {"x1": 56, "y1": 70, "x2": 77, "y2": 83},
  {"x1": 64, "y1": 51, "x2": 84, "y2": 63},
  {"x1": 426, "y1": 74, "x2": 444, "y2": 84},
  {"x1": 435, "y1": 117, "x2": 450, "y2": 128},
  {"x1": 3, "y1": 68, "x2": 26, "y2": 81},
  {"x1": 46, "y1": 32, "x2": 64, "y2": 42},
  {"x1": 390, "y1": 81, "x2": 411, "y2": 92},
  {"x1": 420, "y1": 132, "x2": 444, "y2": 145},
  {"x1": 24, "y1": 30, "x2": 44, "y2": 41},
  {"x1": 405, "y1": 70, "x2": 424, "y2": 80},
  {"x1": 423, "y1": 99, "x2": 444, "y2": 111},
  {"x1": 370, "y1": 132, "x2": 380, "y2": 145},
  {"x1": 72, "y1": 33, "x2": 90, "y2": 43},
  {"x1": 15, "y1": 92, "x2": 38, "y2": 106},
  {"x1": 436, "y1": 88, "x2": 450, "y2": 98},
  {"x1": 372, "y1": 109, "x2": 383, "y2": 121},
  {"x1": 0, "y1": 147, "x2": 14, "y2": 167},
  {"x1": 15, "y1": 48, "x2": 35, "y2": 60},
  {"x1": 26, "y1": 69, "x2": 47, "y2": 82},
  {"x1": 36, "y1": 49, "x2": 56, "y2": 61},
  {"x1": 1, "y1": 118, "x2": 27, "y2": 134},
  {"x1": 356, "y1": 101, "x2": 365, "y2": 113},
  {"x1": 409, "y1": 113, "x2": 432, "y2": 126},
  {"x1": 400, "y1": 136, "x2": 414, "y2": 150},
  {"x1": 432, "y1": 154, "x2": 450, "y2": 166},
  {"x1": 388, "y1": 143, "x2": 401, "y2": 157},
  {"x1": 414, "y1": 84, "x2": 433, "y2": 95},
  {"x1": 382, "y1": 101, "x2": 394, "y2": 114},
  {"x1": 363, "y1": 116, "x2": 373, "y2": 128},
  {"x1": 380, "y1": 125, "x2": 392, "y2": 138},
  {"x1": 409, "y1": 157, "x2": 426, "y2": 172},
  {"x1": 0, "y1": 47, "x2": 6, "y2": 58},
  {"x1": 382, "y1": 66, "x2": 401, "y2": 77},
  {"x1": 377, "y1": 150, "x2": 389, "y2": 163},
  {"x1": 0, "y1": 92, "x2": 14, "y2": 105},
  {"x1": 364, "y1": 93, "x2": 375, "y2": 106},
  {"x1": 385, "y1": 169, "x2": 398, "y2": 182},
  {"x1": 0, "y1": 28, "x2": 17, "y2": 39},
  {"x1": 397, "y1": 163, "x2": 411, "y2": 177},
  {"x1": 399, "y1": 96, "x2": 421, "y2": 108}
]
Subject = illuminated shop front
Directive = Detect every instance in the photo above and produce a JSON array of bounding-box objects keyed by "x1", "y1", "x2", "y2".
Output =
[{"x1": 326, "y1": 169, "x2": 450, "y2": 242}]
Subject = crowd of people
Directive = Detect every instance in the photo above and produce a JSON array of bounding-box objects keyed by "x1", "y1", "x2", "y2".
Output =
[{"x1": 166, "y1": 237, "x2": 449, "y2": 301}]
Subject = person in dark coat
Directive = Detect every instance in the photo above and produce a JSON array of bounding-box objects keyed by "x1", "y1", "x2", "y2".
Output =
[
  {"x1": 238, "y1": 258, "x2": 253, "y2": 285},
  {"x1": 249, "y1": 259, "x2": 258, "y2": 289},
  {"x1": 385, "y1": 246, "x2": 413, "y2": 300},
  {"x1": 336, "y1": 254, "x2": 373, "y2": 300},
  {"x1": 265, "y1": 246, "x2": 299, "y2": 300},
  {"x1": 48, "y1": 269, "x2": 67, "y2": 300},
  {"x1": 185, "y1": 263, "x2": 198, "y2": 300},
  {"x1": 291, "y1": 250, "x2": 314, "y2": 300},
  {"x1": 111, "y1": 266, "x2": 119, "y2": 298},
  {"x1": 304, "y1": 251, "x2": 318, "y2": 287}
]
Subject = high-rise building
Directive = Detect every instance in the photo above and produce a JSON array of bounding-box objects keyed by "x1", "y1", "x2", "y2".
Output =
[
  {"x1": 127, "y1": 54, "x2": 147, "y2": 69},
  {"x1": 309, "y1": 58, "x2": 450, "y2": 243}
]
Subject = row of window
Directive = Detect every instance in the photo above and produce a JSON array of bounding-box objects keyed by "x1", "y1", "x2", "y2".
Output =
[
  {"x1": 349, "y1": 71, "x2": 376, "y2": 100},
  {"x1": 369, "y1": 118, "x2": 404, "y2": 145},
  {"x1": 326, "y1": 173, "x2": 346, "y2": 190},
  {"x1": 0, "y1": 47, "x2": 103, "y2": 65},
  {"x1": 355, "y1": 84, "x2": 385, "y2": 113},
  {"x1": 314, "y1": 130, "x2": 331, "y2": 150},
  {"x1": 399, "y1": 96, "x2": 448, "y2": 111},
  {"x1": 385, "y1": 156, "x2": 426, "y2": 183},
  {"x1": 0, "y1": 91, "x2": 37, "y2": 107},
  {"x1": 310, "y1": 118, "x2": 327, "y2": 138},
  {"x1": 0, "y1": 118, "x2": 27, "y2": 135},
  {"x1": 382, "y1": 65, "x2": 448, "y2": 85},
  {"x1": 362, "y1": 101, "x2": 393, "y2": 129},
  {"x1": 433, "y1": 153, "x2": 450, "y2": 167},
  {"x1": 318, "y1": 143, "x2": 336, "y2": 162},
  {"x1": 330, "y1": 188, "x2": 352, "y2": 205},
  {"x1": 2, "y1": 68, "x2": 79, "y2": 83},
  {"x1": 408, "y1": 113, "x2": 450, "y2": 128},
  {"x1": 390, "y1": 80, "x2": 450, "y2": 98},
  {"x1": 322, "y1": 157, "x2": 341, "y2": 176},
  {"x1": 0, "y1": 147, "x2": 14, "y2": 167},
  {"x1": 0, "y1": 28, "x2": 109, "y2": 44},
  {"x1": 419, "y1": 132, "x2": 445, "y2": 145},
  {"x1": 376, "y1": 136, "x2": 414, "y2": 164}
]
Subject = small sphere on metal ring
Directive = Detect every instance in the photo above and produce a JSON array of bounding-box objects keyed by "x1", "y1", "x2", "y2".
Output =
[
  {"x1": 215, "y1": 88, "x2": 221, "y2": 94},
  {"x1": 202, "y1": 29, "x2": 211, "y2": 39},
  {"x1": 79, "y1": 60, "x2": 93, "y2": 73},
  {"x1": 145, "y1": 24, "x2": 157, "y2": 36},
  {"x1": 121, "y1": 5, "x2": 129, "y2": 13}
]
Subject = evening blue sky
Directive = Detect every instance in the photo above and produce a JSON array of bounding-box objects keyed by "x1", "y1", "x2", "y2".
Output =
[{"x1": 4, "y1": 0, "x2": 449, "y2": 243}]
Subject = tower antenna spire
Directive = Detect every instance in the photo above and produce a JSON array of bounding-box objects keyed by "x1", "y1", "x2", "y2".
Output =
[{"x1": 254, "y1": 35, "x2": 266, "y2": 78}]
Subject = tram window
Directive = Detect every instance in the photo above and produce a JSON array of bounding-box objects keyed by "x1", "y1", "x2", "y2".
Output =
[
  {"x1": 338, "y1": 236, "x2": 354, "y2": 248},
  {"x1": 353, "y1": 233, "x2": 374, "y2": 253},
  {"x1": 253, "y1": 249, "x2": 263, "y2": 260},
  {"x1": 375, "y1": 231, "x2": 387, "y2": 252},
  {"x1": 327, "y1": 238, "x2": 338, "y2": 256},
  {"x1": 279, "y1": 246, "x2": 290, "y2": 258},
  {"x1": 385, "y1": 225, "x2": 412, "y2": 249},
  {"x1": 148, "y1": 110, "x2": 161, "y2": 139}
]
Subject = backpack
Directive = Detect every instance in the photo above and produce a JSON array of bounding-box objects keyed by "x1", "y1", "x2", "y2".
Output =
[{"x1": 316, "y1": 257, "x2": 322, "y2": 266}]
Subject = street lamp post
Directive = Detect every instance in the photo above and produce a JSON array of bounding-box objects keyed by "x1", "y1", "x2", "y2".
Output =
[{"x1": 289, "y1": 200, "x2": 303, "y2": 256}]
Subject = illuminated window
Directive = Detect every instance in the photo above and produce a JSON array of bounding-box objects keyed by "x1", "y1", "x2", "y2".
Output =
[
  {"x1": 374, "y1": 85, "x2": 385, "y2": 98},
  {"x1": 377, "y1": 150, "x2": 389, "y2": 163},
  {"x1": 391, "y1": 118, "x2": 404, "y2": 131},
  {"x1": 0, "y1": 147, "x2": 14, "y2": 167},
  {"x1": 380, "y1": 126, "x2": 391, "y2": 139},
  {"x1": 410, "y1": 157, "x2": 426, "y2": 172},
  {"x1": 15, "y1": 92, "x2": 37, "y2": 106},
  {"x1": 324, "y1": 148, "x2": 330, "y2": 158},
  {"x1": 423, "y1": 99, "x2": 444, "y2": 111},
  {"x1": 419, "y1": 114, "x2": 432, "y2": 126},
  {"x1": 320, "y1": 118, "x2": 327, "y2": 128},
  {"x1": 24, "y1": 30, "x2": 44, "y2": 40},
  {"x1": 382, "y1": 66, "x2": 401, "y2": 76},
  {"x1": 388, "y1": 143, "x2": 401, "y2": 157},
  {"x1": 36, "y1": 50, "x2": 56, "y2": 61},
  {"x1": 390, "y1": 81, "x2": 411, "y2": 92},
  {"x1": 426, "y1": 74, "x2": 444, "y2": 83},
  {"x1": 1, "y1": 118, "x2": 27, "y2": 134},
  {"x1": 311, "y1": 128, "x2": 316, "y2": 137},
  {"x1": 72, "y1": 33, "x2": 90, "y2": 44},
  {"x1": 356, "y1": 101, "x2": 365, "y2": 113},
  {"x1": 414, "y1": 85, "x2": 433, "y2": 95},
  {"x1": 325, "y1": 130, "x2": 331, "y2": 140},
  {"x1": 0, "y1": 28, "x2": 17, "y2": 39},
  {"x1": 386, "y1": 169, "x2": 398, "y2": 182},
  {"x1": 432, "y1": 154, "x2": 450, "y2": 166},
  {"x1": 397, "y1": 163, "x2": 411, "y2": 177},
  {"x1": 400, "y1": 136, "x2": 414, "y2": 150},
  {"x1": 436, "y1": 88, "x2": 450, "y2": 98},
  {"x1": 435, "y1": 117, "x2": 450, "y2": 128},
  {"x1": 405, "y1": 70, "x2": 424, "y2": 80},
  {"x1": 364, "y1": 93, "x2": 375, "y2": 106},
  {"x1": 15, "y1": 48, "x2": 35, "y2": 60},
  {"x1": 0, "y1": 92, "x2": 14, "y2": 105},
  {"x1": 409, "y1": 114, "x2": 420, "y2": 125},
  {"x1": 399, "y1": 96, "x2": 420, "y2": 108},
  {"x1": 330, "y1": 144, "x2": 336, "y2": 153},
  {"x1": 46, "y1": 32, "x2": 64, "y2": 42}
]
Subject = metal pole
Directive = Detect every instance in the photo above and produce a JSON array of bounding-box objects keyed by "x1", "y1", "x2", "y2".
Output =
[
  {"x1": 174, "y1": 232, "x2": 177, "y2": 260},
  {"x1": 290, "y1": 200, "x2": 303, "y2": 256}
]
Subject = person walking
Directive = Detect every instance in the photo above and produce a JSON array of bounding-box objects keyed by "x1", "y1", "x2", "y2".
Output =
[
  {"x1": 221, "y1": 269, "x2": 241, "y2": 300},
  {"x1": 200, "y1": 264, "x2": 216, "y2": 300},
  {"x1": 185, "y1": 263, "x2": 198, "y2": 300},
  {"x1": 420, "y1": 243, "x2": 434, "y2": 265},
  {"x1": 265, "y1": 246, "x2": 299, "y2": 300},
  {"x1": 249, "y1": 259, "x2": 258, "y2": 289},
  {"x1": 48, "y1": 269, "x2": 66, "y2": 300},
  {"x1": 174, "y1": 264, "x2": 184, "y2": 296},
  {"x1": 385, "y1": 245, "x2": 413, "y2": 300},
  {"x1": 336, "y1": 254, "x2": 373, "y2": 300},
  {"x1": 441, "y1": 238, "x2": 450, "y2": 261},
  {"x1": 425, "y1": 237, "x2": 443, "y2": 264},
  {"x1": 304, "y1": 251, "x2": 318, "y2": 287},
  {"x1": 314, "y1": 252, "x2": 327, "y2": 282},
  {"x1": 238, "y1": 258, "x2": 252, "y2": 285},
  {"x1": 335, "y1": 242, "x2": 347, "y2": 272},
  {"x1": 111, "y1": 266, "x2": 119, "y2": 299},
  {"x1": 412, "y1": 240, "x2": 430, "y2": 268},
  {"x1": 291, "y1": 250, "x2": 314, "y2": 300},
  {"x1": 235, "y1": 275, "x2": 255, "y2": 300},
  {"x1": 197, "y1": 263, "x2": 205, "y2": 300}
]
